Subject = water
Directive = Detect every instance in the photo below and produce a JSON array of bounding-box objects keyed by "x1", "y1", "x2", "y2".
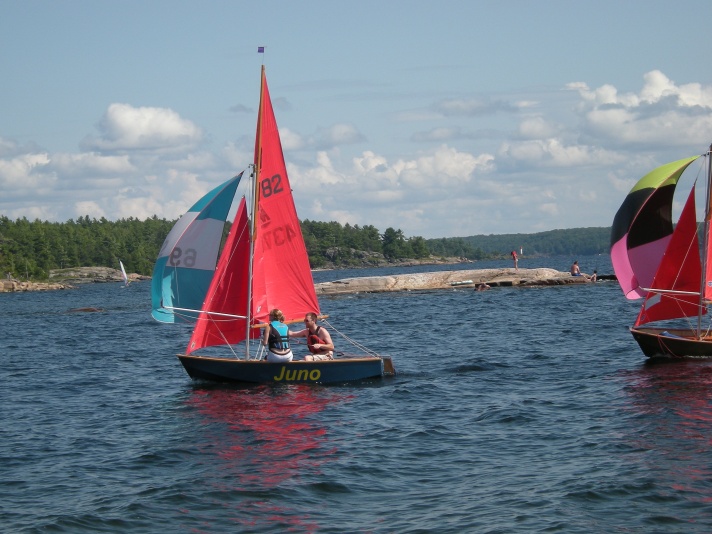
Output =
[{"x1": 3, "y1": 255, "x2": 712, "y2": 533}]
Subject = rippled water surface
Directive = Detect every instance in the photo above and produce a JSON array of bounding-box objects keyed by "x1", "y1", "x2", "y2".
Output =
[{"x1": 4, "y1": 255, "x2": 712, "y2": 533}]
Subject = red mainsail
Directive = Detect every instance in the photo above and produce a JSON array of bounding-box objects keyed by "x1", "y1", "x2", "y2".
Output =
[
  {"x1": 250, "y1": 68, "x2": 320, "y2": 326},
  {"x1": 186, "y1": 67, "x2": 320, "y2": 354}
]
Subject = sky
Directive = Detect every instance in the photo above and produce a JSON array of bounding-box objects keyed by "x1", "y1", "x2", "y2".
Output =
[{"x1": 2, "y1": 0, "x2": 712, "y2": 239}]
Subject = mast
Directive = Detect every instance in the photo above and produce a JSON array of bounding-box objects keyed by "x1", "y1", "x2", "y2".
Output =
[
  {"x1": 244, "y1": 65, "x2": 266, "y2": 358},
  {"x1": 698, "y1": 144, "x2": 712, "y2": 337}
]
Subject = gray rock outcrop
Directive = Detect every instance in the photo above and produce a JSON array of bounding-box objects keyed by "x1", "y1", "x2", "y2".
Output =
[{"x1": 315, "y1": 268, "x2": 593, "y2": 295}]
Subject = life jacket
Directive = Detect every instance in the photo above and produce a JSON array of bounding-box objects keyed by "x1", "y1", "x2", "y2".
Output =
[
  {"x1": 307, "y1": 326, "x2": 328, "y2": 354},
  {"x1": 268, "y1": 321, "x2": 290, "y2": 353}
]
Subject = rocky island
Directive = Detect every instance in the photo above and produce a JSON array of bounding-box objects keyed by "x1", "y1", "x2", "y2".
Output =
[
  {"x1": 316, "y1": 267, "x2": 600, "y2": 295},
  {"x1": 1, "y1": 264, "x2": 608, "y2": 294}
]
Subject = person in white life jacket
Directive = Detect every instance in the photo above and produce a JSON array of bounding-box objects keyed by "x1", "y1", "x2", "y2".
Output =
[
  {"x1": 262, "y1": 308, "x2": 294, "y2": 362},
  {"x1": 290, "y1": 312, "x2": 334, "y2": 361}
]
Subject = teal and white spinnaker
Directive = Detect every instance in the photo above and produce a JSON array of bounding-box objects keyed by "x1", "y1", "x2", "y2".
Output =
[{"x1": 151, "y1": 172, "x2": 244, "y2": 323}]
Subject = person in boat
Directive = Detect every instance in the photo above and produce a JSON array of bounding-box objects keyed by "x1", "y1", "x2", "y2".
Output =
[
  {"x1": 570, "y1": 261, "x2": 582, "y2": 276},
  {"x1": 290, "y1": 312, "x2": 334, "y2": 361},
  {"x1": 262, "y1": 308, "x2": 294, "y2": 363}
]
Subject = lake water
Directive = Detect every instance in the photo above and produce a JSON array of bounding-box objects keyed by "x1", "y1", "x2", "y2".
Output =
[{"x1": 4, "y1": 255, "x2": 712, "y2": 533}]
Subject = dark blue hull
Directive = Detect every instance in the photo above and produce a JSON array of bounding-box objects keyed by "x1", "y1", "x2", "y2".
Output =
[
  {"x1": 177, "y1": 354, "x2": 395, "y2": 384},
  {"x1": 631, "y1": 327, "x2": 712, "y2": 358}
]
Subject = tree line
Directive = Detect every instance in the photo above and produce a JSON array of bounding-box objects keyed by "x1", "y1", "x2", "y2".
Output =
[
  {"x1": 452, "y1": 227, "x2": 611, "y2": 257},
  {"x1": 0, "y1": 215, "x2": 433, "y2": 279},
  {"x1": 0, "y1": 215, "x2": 173, "y2": 280},
  {"x1": 0, "y1": 215, "x2": 612, "y2": 280}
]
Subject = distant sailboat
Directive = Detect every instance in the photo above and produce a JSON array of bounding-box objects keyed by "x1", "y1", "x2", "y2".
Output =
[
  {"x1": 151, "y1": 66, "x2": 395, "y2": 384},
  {"x1": 611, "y1": 146, "x2": 712, "y2": 358},
  {"x1": 119, "y1": 260, "x2": 130, "y2": 287}
]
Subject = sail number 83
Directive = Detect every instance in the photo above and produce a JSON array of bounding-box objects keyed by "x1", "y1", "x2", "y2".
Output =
[{"x1": 169, "y1": 247, "x2": 197, "y2": 267}]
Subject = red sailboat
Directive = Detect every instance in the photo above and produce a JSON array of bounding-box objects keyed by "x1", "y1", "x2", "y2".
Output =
[
  {"x1": 611, "y1": 145, "x2": 712, "y2": 358},
  {"x1": 153, "y1": 66, "x2": 395, "y2": 383}
]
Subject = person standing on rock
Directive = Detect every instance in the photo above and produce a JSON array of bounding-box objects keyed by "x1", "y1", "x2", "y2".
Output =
[{"x1": 511, "y1": 250, "x2": 518, "y2": 271}]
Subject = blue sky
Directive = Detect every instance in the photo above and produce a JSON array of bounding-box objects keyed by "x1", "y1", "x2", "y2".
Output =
[{"x1": 2, "y1": 0, "x2": 711, "y2": 239}]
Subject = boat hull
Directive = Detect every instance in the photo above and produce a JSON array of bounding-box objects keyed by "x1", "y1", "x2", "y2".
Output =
[
  {"x1": 177, "y1": 354, "x2": 395, "y2": 384},
  {"x1": 630, "y1": 327, "x2": 712, "y2": 358}
]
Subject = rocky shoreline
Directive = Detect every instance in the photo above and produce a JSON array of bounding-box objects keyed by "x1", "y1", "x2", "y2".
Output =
[
  {"x1": 0, "y1": 279, "x2": 75, "y2": 292},
  {"x1": 0, "y1": 258, "x2": 470, "y2": 293},
  {"x1": 0, "y1": 267, "x2": 149, "y2": 293},
  {"x1": 315, "y1": 267, "x2": 604, "y2": 295},
  {"x1": 0, "y1": 263, "x2": 610, "y2": 294}
]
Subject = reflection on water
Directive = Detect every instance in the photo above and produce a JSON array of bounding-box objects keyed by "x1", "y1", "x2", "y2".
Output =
[
  {"x1": 184, "y1": 384, "x2": 352, "y2": 529},
  {"x1": 623, "y1": 360, "x2": 712, "y2": 506}
]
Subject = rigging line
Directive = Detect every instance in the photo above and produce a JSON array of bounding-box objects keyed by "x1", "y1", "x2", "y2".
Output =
[
  {"x1": 165, "y1": 305, "x2": 248, "y2": 320},
  {"x1": 204, "y1": 315, "x2": 241, "y2": 358},
  {"x1": 322, "y1": 319, "x2": 380, "y2": 357}
]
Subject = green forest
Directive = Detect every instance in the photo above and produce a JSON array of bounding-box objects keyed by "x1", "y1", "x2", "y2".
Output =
[{"x1": 0, "y1": 215, "x2": 611, "y2": 280}]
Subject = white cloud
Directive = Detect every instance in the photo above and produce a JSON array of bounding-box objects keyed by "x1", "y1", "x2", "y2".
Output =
[
  {"x1": 567, "y1": 70, "x2": 712, "y2": 147},
  {"x1": 2, "y1": 70, "x2": 712, "y2": 238},
  {"x1": 499, "y1": 139, "x2": 623, "y2": 169},
  {"x1": 518, "y1": 117, "x2": 560, "y2": 139},
  {"x1": 0, "y1": 152, "x2": 51, "y2": 190},
  {"x1": 279, "y1": 128, "x2": 305, "y2": 151},
  {"x1": 81, "y1": 103, "x2": 203, "y2": 152},
  {"x1": 50, "y1": 152, "x2": 134, "y2": 175},
  {"x1": 314, "y1": 123, "x2": 365, "y2": 148}
]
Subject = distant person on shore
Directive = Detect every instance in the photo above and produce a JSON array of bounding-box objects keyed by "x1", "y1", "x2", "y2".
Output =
[
  {"x1": 476, "y1": 282, "x2": 491, "y2": 291},
  {"x1": 571, "y1": 261, "x2": 582, "y2": 277},
  {"x1": 511, "y1": 250, "x2": 518, "y2": 271}
]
